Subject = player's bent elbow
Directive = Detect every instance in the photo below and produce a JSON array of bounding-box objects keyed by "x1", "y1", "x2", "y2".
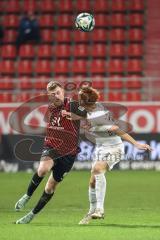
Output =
[{"x1": 110, "y1": 125, "x2": 119, "y2": 132}]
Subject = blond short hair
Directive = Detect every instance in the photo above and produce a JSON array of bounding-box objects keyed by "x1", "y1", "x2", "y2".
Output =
[{"x1": 47, "y1": 81, "x2": 63, "y2": 91}]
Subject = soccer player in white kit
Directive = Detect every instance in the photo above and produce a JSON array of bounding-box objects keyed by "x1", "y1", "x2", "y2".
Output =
[{"x1": 62, "y1": 86, "x2": 152, "y2": 225}]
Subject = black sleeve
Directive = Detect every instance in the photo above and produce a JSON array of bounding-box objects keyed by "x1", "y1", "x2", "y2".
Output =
[{"x1": 70, "y1": 100, "x2": 87, "y2": 118}]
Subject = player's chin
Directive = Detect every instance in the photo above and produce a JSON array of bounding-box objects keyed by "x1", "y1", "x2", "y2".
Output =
[{"x1": 54, "y1": 99, "x2": 63, "y2": 106}]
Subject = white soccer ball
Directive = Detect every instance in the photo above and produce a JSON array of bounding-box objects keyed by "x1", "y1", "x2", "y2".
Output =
[{"x1": 75, "y1": 13, "x2": 95, "y2": 32}]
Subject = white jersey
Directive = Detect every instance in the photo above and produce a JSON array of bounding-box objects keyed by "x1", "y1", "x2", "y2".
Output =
[{"x1": 86, "y1": 103, "x2": 122, "y2": 146}]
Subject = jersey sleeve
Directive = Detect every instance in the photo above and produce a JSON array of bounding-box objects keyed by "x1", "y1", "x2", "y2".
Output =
[{"x1": 70, "y1": 100, "x2": 87, "y2": 118}]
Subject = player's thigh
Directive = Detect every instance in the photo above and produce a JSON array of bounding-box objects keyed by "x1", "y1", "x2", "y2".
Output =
[
  {"x1": 45, "y1": 173, "x2": 59, "y2": 194},
  {"x1": 92, "y1": 143, "x2": 124, "y2": 172},
  {"x1": 91, "y1": 160, "x2": 109, "y2": 174},
  {"x1": 37, "y1": 156, "x2": 54, "y2": 176},
  {"x1": 52, "y1": 155, "x2": 75, "y2": 183}
]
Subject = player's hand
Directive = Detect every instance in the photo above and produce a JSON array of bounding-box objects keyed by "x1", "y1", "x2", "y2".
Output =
[
  {"x1": 135, "y1": 143, "x2": 153, "y2": 151},
  {"x1": 61, "y1": 110, "x2": 71, "y2": 118}
]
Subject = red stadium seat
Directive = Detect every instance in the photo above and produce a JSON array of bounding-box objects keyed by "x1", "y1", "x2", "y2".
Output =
[
  {"x1": 34, "y1": 80, "x2": 47, "y2": 90},
  {"x1": 39, "y1": 15, "x2": 54, "y2": 28},
  {"x1": 0, "y1": 80, "x2": 14, "y2": 89},
  {"x1": 110, "y1": 29, "x2": 126, "y2": 42},
  {"x1": 108, "y1": 80, "x2": 123, "y2": 88},
  {"x1": 3, "y1": 14, "x2": 19, "y2": 28},
  {"x1": 128, "y1": 29, "x2": 144, "y2": 42},
  {"x1": 57, "y1": 14, "x2": 73, "y2": 27},
  {"x1": 0, "y1": 1, "x2": 5, "y2": 13},
  {"x1": 92, "y1": 75, "x2": 105, "y2": 81},
  {"x1": 128, "y1": 14, "x2": 144, "y2": 27},
  {"x1": 38, "y1": 75, "x2": 50, "y2": 83},
  {"x1": 74, "y1": 30, "x2": 90, "y2": 43},
  {"x1": 108, "y1": 60, "x2": 125, "y2": 73},
  {"x1": 0, "y1": 60, "x2": 15, "y2": 75},
  {"x1": 127, "y1": 44, "x2": 143, "y2": 57},
  {"x1": 19, "y1": 77, "x2": 33, "y2": 89},
  {"x1": 1, "y1": 45, "x2": 16, "y2": 59},
  {"x1": 55, "y1": 30, "x2": 72, "y2": 43},
  {"x1": 72, "y1": 60, "x2": 88, "y2": 74},
  {"x1": 111, "y1": 0, "x2": 127, "y2": 12},
  {"x1": 125, "y1": 92, "x2": 141, "y2": 101},
  {"x1": 75, "y1": 0, "x2": 92, "y2": 11},
  {"x1": 3, "y1": 30, "x2": 17, "y2": 43},
  {"x1": 54, "y1": 44, "x2": 71, "y2": 58},
  {"x1": 17, "y1": 60, "x2": 33, "y2": 75},
  {"x1": 39, "y1": 0, "x2": 56, "y2": 13},
  {"x1": 0, "y1": 93, "x2": 13, "y2": 102},
  {"x1": 109, "y1": 44, "x2": 125, "y2": 57},
  {"x1": 93, "y1": 0, "x2": 109, "y2": 13},
  {"x1": 129, "y1": 0, "x2": 145, "y2": 11},
  {"x1": 94, "y1": 14, "x2": 110, "y2": 27},
  {"x1": 92, "y1": 80, "x2": 105, "y2": 89},
  {"x1": 53, "y1": 60, "x2": 69, "y2": 74},
  {"x1": 22, "y1": 0, "x2": 38, "y2": 12},
  {"x1": 108, "y1": 92, "x2": 123, "y2": 101},
  {"x1": 6, "y1": 0, "x2": 21, "y2": 13},
  {"x1": 125, "y1": 78, "x2": 142, "y2": 89},
  {"x1": 35, "y1": 60, "x2": 52, "y2": 75},
  {"x1": 92, "y1": 29, "x2": 107, "y2": 42},
  {"x1": 110, "y1": 14, "x2": 126, "y2": 27},
  {"x1": 54, "y1": 75, "x2": 67, "y2": 85},
  {"x1": 127, "y1": 59, "x2": 143, "y2": 73},
  {"x1": 37, "y1": 45, "x2": 53, "y2": 59},
  {"x1": 73, "y1": 75, "x2": 86, "y2": 82},
  {"x1": 91, "y1": 44, "x2": 107, "y2": 58},
  {"x1": 57, "y1": 0, "x2": 73, "y2": 12},
  {"x1": 90, "y1": 60, "x2": 106, "y2": 74},
  {"x1": 15, "y1": 92, "x2": 33, "y2": 102},
  {"x1": 73, "y1": 44, "x2": 89, "y2": 58},
  {"x1": 74, "y1": 76, "x2": 92, "y2": 89},
  {"x1": 41, "y1": 30, "x2": 53, "y2": 43},
  {"x1": 19, "y1": 45, "x2": 35, "y2": 58}
]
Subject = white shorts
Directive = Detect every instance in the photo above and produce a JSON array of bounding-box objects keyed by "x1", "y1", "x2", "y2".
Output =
[{"x1": 92, "y1": 143, "x2": 124, "y2": 170}]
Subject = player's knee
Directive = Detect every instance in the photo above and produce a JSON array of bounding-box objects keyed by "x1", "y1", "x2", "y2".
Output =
[
  {"x1": 92, "y1": 163, "x2": 104, "y2": 175},
  {"x1": 37, "y1": 167, "x2": 49, "y2": 177}
]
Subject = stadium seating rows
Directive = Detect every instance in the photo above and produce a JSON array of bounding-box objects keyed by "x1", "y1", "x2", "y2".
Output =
[
  {"x1": 0, "y1": 0, "x2": 146, "y2": 102},
  {"x1": 0, "y1": 59, "x2": 144, "y2": 75},
  {"x1": 0, "y1": 0, "x2": 145, "y2": 13},
  {"x1": 1, "y1": 44, "x2": 144, "y2": 59}
]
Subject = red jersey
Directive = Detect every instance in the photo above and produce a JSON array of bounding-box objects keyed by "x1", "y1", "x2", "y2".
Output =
[{"x1": 44, "y1": 98, "x2": 87, "y2": 157}]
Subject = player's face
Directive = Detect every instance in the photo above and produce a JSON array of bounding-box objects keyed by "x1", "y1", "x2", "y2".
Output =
[
  {"x1": 78, "y1": 90, "x2": 96, "y2": 111},
  {"x1": 48, "y1": 86, "x2": 64, "y2": 106}
]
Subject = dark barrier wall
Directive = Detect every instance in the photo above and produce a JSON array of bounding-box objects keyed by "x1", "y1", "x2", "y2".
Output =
[{"x1": 0, "y1": 134, "x2": 160, "y2": 172}]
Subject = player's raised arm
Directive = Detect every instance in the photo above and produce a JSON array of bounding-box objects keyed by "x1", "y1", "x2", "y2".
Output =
[
  {"x1": 108, "y1": 125, "x2": 152, "y2": 151},
  {"x1": 61, "y1": 109, "x2": 86, "y2": 120}
]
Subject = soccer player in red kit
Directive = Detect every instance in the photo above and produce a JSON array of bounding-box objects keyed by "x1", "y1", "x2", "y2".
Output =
[{"x1": 15, "y1": 81, "x2": 87, "y2": 224}]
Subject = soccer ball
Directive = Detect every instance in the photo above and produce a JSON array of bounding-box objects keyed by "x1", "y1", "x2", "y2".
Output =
[{"x1": 75, "y1": 13, "x2": 95, "y2": 32}]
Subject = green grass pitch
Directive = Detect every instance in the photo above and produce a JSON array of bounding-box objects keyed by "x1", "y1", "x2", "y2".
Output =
[{"x1": 0, "y1": 170, "x2": 160, "y2": 240}]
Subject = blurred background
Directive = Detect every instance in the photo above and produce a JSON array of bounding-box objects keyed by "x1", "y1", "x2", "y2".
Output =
[{"x1": 0, "y1": 0, "x2": 160, "y2": 172}]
